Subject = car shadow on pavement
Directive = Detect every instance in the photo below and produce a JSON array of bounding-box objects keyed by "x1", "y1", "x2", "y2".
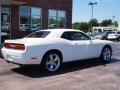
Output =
[{"x1": 12, "y1": 58, "x2": 120, "y2": 78}]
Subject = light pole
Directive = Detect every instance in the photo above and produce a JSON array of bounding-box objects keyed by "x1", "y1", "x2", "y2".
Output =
[
  {"x1": 112, "y1": 16, "x2": 115, "y2": 30},
  {"x1": 88, "y1": 2, "x2": 97, "y2": 31}
]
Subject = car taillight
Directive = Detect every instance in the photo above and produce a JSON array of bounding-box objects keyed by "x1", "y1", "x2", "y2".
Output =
[{"x1": 4, "y1": 43, "x2": 25, "y2": 50}]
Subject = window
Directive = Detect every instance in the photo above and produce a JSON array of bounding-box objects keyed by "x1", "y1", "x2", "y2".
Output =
[
  {"x1": 58, "y1": 11, "x2": 66, "y2": 28},
  {"x1": 98, "y1": 29, "x2": 102, "y2": 32},
  {"x1": 94, "y1": 28, "x2": 97, "y2": 31},
  {"x1": 49, "y1": 10, "x2": 66, "y2": 29},
  {"x1": 31, "y1": 7, "x2": 42, "y2": 30},
  {"x1": 61, "y1": 32, "x2": 90, "y2": 41},
  {"x1": 19, "y1": 6, "x2": 42, "y2": 31},
  {"x1": 108, "y1": 31, "x2": 116, "y2": 34},
  {"x1": 49, "y1": 10, "x2": 57, "y2": 29},
  {"x1": 26, "y1": 31, "x2": 50, "y2": 38},
  {"x1": 20, "y1": 6, "x2": 31, "y2": 31},
  {"x1": 1, "y1": 5, "x2": 11, "y2": 43}
]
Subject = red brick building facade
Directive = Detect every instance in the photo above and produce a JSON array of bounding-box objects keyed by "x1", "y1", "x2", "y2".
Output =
[{"x1": 0, "y1": 0, "x2": 72, "y2": 43}]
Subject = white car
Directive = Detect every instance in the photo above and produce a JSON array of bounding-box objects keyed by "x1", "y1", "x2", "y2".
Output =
[
  {"x1": 95, "y1": 32, "x2": 109, "y2": 40},
  {"x1": 107, "y1": 31, "x2": 120, "y2": 41},
  {"x1": 1, "y1": 29, "x2": 114, "y2": 72}
]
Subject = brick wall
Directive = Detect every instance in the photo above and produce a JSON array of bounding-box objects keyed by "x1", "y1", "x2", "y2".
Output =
[{"x1": 11, "y1": 0, "x2": 72, "y2": 38}]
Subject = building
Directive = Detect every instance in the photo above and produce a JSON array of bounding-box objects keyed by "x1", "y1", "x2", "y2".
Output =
[
  {"x1": 93, "y1": 26, "x2": 118, "y2": 33},
  {"x1": 118, "y1": 23, "x2": 120, "y2": 31},
  {"x1": 0, "y1": 0, "x2": 72, "y2": 43}
]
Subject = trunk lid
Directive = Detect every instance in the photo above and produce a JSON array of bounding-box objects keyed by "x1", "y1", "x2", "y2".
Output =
[{"x1": 4, "y1": 38, "x2": 45, "y2": 44}]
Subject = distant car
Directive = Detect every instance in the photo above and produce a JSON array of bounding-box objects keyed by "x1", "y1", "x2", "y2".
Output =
[
  {"x1": 95, "y1": 31, "x2": 109, "y2": 40},
  {"x1": 107, "y1": 31, "x2": 120, "y2": 41},
  {"x1": 86, "y1": 32, "x2": 95, "y2": 39},
  {"x1": 31, "y1": 24, "x2": 40, "y2": 30},
  {"x1": 20, "y1": 24, "x2": 30, "y2": 31},
  {"x1": 1, "y1": 29, "x2": 114, "y2": 72}
]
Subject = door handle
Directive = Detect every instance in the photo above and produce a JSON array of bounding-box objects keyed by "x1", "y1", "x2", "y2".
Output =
[
  {"x1": 90, "y1": 40, "x2": 93, "y2": 44},
  {"x1": 75, "y1": 43, "x2": 78, "y2": 45}
]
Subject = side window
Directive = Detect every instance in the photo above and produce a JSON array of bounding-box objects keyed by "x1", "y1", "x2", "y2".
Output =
[
  {"x1": 61, "y1": 32, "x2": 90, "y2": 40},
  {"x1": 117, "y1": 32, "x2": 120, "y2": 34},
  {"x1": 71, "y1": 32, "x2": 90, "y2": 40},
  {"x1": 80, "y1": 33, "x2": 90, "y2": 40},
  {"x1": 61, "y1": 32, "x2": 71, "y2": 40}
]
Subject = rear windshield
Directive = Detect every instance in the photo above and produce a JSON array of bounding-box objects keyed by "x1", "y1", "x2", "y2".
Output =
[
  {"x1": 117, "y1": 32, "x2": 120, "y2": 34},
  {"x1": 108, "y1": 31, "x2": 116, "y2": 34},
  {"x1": 26, "y1": 31, "x2": 50, "y2": 38}
]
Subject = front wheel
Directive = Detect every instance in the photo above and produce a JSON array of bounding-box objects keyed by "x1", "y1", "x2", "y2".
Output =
[
  {"x1": 42, "y1": 52, "x2": 62, "y2": 72},
  {"x1": 117, "y1": 37, "x2": 120, "y2": 41},
  {"x1": 100, "y1": 47, "x2": 112, "y2": 63}
]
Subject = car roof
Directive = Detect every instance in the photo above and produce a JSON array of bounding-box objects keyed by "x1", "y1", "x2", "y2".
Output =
[
  {"x1": 40, "y1": 29, "x2": 85, "y2": 38},
  {"x1": 40, "y1": 29, "x2": 81, "y2": 32}
]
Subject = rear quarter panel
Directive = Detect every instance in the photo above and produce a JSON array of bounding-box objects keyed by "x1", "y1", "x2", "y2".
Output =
[{"x1": 26, "y1": 38, "x2": 74, "y2": 64}]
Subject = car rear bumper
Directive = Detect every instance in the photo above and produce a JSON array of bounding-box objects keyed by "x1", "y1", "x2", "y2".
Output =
[
  {"x1": 107, "y1": 36, "x2": 118, "y2": 40},
  {"x1": 1, "y1": 47, "x2": 41, "y2": 65}
]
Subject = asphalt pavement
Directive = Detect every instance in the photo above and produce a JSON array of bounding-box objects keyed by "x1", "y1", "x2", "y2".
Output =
[{"x1": 0, "y1": 42, "x2": 120, "y2": 90}]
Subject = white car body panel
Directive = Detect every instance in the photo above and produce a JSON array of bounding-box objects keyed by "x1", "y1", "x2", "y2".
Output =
[
  {"x1": 72, "y1": 40, "x2": 98, "y2": 60},
  {"x1": 108, "y1": 35, "x2": 118, "y2": 39},
  {"x1": 1, "y1": 29, "x2": 114, "y2": 65},
  {"x1": 107, "y1": 31, "x2": 120, "y2": 40}
]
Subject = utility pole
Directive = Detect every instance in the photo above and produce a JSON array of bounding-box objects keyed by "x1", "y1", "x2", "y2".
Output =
[
  {"x1": 88, "y1": 2, "x2": 97, "y2": 32},
  {"x1": 112, "y1": 16, "x2": 115, "y2": 30}
]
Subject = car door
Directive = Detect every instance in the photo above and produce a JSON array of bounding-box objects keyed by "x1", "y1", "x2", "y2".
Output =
[{"x1": 68, "y1": 31, "x2": 98, "y2": 60}]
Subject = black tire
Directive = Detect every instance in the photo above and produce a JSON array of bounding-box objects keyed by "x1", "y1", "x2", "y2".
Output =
[
  {"x1": 19, "y1": 65, "x2": 25, "y2": 68},
  {"x1": 41, "y1": 51, "x2": 62, "y2": 72},
  {"x1": 117, "y1": 37, "x2": 120, "y2": 41},
  {"x1": 100, "y1": 46, "x2": 112, "y2": 63}
]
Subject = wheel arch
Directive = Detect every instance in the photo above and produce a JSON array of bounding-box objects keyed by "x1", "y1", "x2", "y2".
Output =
[
  {"x1": 99, "y1": 44, "x2": 112, "y2": 62},
  {"x1": 100, "y1": 44, "x2": 112, "y2": 57},
  {"x1": 41, "y1": 49, "x2": 63, "y2": 63},
  {"x1": 102, "y1": 44, "x2": 112, "y2": 51}
]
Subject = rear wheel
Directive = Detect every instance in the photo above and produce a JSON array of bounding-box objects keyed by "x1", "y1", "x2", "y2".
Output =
[
  {"x1": 42, "y1": 51, "x2": 62, "y2": 72},
  {"x1": 19, "y1": 65, "x2": 25, "y2": 68},
  {"x1": 100, "y1": 47, "x2": 112, "y2": 63}
]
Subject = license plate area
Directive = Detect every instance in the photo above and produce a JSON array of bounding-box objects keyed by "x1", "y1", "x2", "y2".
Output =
[{"x1": 7, "y1": 55, "x2": 13, "y2": 61}]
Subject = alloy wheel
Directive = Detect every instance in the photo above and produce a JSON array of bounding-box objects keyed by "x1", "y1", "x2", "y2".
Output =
[
  {"x1": 102, "y1": 47, "x2": 111, "y2": 62},
  {"x1": 45, "y1": 54, "x2": 61, "y2": 72}
]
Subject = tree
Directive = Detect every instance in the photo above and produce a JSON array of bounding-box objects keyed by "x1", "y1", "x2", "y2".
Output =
[
  {"x1": 88, "y1": 19, "x2": 99, "y2": 26},
  {"x1": 72, "y1": 19, "x2": 118, "y2": 33},
  {"x1": 72, "y1": 22, "x2": 80, "y2": 29},
  {"x1": 78, "y1": 22, "x2": 89, "y2": 32},
  {"x1": 88, "y1": 18, "x2": 99, "y2": 31},
  {"x1": 100, "y1": 19, "x2": 113, "y2": 26},
  {"x1": 72, "y1": 22, "x2": 89, "y2": 32},
  {"x1": 114, "y1": 21, "x2": 118, "y2": 27},
  {"x1": 21, "y1": 17, "x2": 29, "y2": 24}
]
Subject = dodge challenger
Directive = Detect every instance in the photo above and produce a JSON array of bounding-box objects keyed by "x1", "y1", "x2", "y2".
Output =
[{"x1": 1, "y1": 29, "x2": 114, "y2": 72}]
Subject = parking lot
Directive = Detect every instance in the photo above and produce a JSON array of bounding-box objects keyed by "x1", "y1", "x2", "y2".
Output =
[{"x1": 0, "y1": 42, "x2": 120, "y2": 90}]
